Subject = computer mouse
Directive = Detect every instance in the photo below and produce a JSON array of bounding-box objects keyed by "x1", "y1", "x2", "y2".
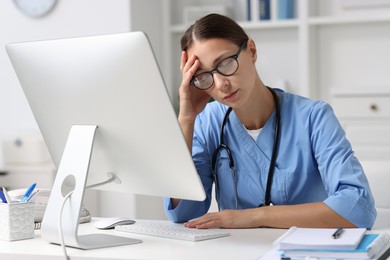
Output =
[{"x1": 93, "y1": 217, "x2": 135, "y2": 230}]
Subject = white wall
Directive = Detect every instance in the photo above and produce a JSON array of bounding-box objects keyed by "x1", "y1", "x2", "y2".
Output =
[{"x1": 0, "y1": 0, "x2": 131, "y2": 167}]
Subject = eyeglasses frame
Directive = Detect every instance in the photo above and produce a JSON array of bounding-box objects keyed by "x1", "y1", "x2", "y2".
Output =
[{"x1": 190, "y1": 40, "x2": 248, "y2": 90}]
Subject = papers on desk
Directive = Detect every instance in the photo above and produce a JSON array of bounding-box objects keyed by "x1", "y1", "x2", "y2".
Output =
[
  {"x1": 274, "y1": 226, "x2": 366, "y2": 250},
  {"x1": 273, "y1": 227, "x2": 390, "y2": 260}
]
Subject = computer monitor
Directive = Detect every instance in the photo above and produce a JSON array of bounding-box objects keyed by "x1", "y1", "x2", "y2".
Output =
[{"x1": 6, "y1": 32, "x2": 206, "y2": 249}]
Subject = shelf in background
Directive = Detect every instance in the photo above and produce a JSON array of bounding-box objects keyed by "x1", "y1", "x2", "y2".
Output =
[
  {"x1": 172, "y1": 15, "x2": 390, "y2": 32},
  {"x1": 309, "y1": 14, "x2": 390, "y2": 26},
  {"x1": 239, "y1": 19, "x2": 299, "y2": 30},
  {"x1": 171, "y1": 19, "x2": 299, "y2": 33},
  {"x1": 331, "y1": 86, "x2": 390, "y2": 97}
]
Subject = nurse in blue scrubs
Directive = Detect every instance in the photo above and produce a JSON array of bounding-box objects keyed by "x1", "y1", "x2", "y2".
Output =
[{"x1": 164, "y1": 13, "x2": 376, "y2": 229}]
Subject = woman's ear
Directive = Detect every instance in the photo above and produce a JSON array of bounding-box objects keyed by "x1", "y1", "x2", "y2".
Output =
[{"x1": 247, "y1": 39, "x2": 257, "y2": 63}]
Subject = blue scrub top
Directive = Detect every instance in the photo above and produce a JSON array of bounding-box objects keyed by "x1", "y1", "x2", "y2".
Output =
[{"x1": 164, "y1": 90, "x2": 376, "y2": 228}]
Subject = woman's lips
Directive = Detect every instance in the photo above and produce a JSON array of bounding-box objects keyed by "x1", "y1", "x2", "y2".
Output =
[{"x1": 224, "y1": 90, "x2": 238, "y2": 100}]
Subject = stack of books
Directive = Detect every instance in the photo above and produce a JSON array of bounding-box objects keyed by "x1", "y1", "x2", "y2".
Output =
[
  {"x1": 246, "y1": 0, "x2": 295, "y2": 22},
  {"x1": 274, "y1": 227, "x2": 390, "y2": 259}
]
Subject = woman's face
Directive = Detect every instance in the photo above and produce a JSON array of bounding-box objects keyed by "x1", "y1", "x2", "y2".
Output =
[{"x1": 187, "y1": 38, "x2": 257, "y2": 108}]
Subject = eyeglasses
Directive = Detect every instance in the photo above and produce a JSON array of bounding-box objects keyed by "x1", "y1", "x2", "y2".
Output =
[{"x1": 190, "y1": 40, "x2": 248, "y2": 90}]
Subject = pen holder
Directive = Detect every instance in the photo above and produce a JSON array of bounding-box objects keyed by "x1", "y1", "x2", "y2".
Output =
[{"x1": 0, "y1": 202, "x2": 34, "y2": 241}]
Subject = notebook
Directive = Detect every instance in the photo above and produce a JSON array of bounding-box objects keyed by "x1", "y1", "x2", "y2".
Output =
[
  {"x1": 282, "y1": 233, "x2": 390, "y2": 259},
  {"x1": 274, "y1": 226, "x2": 367, "y2": 250}
]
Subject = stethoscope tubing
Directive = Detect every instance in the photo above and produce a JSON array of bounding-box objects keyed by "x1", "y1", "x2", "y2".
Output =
[
  {"x1": 263, "y1": 87, "x2": 281, "y2": 207},
  {"x1": 211, "y1": 87, "x2": 281, "y2": 210}
]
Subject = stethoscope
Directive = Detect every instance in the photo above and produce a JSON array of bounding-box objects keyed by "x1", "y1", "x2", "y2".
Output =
[{"x1": 211, "y1": 87, "x2": 281, "y2": 211}]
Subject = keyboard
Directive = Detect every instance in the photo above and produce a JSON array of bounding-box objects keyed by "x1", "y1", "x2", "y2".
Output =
[{"x1": 115, "y1": 221, "x2": 230, "y2": 242}]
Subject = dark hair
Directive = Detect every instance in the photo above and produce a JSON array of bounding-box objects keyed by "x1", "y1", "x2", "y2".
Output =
[{"x1": 181, "y1": 13, "x2": 249, "y2": 51}]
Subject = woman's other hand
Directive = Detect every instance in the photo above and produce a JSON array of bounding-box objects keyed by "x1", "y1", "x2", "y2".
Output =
[{"x1": 184, "y1": 209, "x2": 259, "y2": 229}]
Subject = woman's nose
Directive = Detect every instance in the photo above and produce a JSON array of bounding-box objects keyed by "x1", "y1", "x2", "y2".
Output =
[{"x1": 213, "y1": 73, "x2": 229, "y2": 91}]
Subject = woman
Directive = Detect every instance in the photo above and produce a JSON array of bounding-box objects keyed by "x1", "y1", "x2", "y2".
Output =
[{"x1": 163, "y1": 14, "x2": 376, "y2": 229}]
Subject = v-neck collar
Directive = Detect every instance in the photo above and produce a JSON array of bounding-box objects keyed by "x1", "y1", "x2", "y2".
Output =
[{"x1": 228, "y1": 103, "x2": 279, "y2": 164}]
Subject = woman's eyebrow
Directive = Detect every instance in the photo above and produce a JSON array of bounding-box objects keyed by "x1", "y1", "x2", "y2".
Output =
[
  {"x1": 198, "y1": 51, "x2": 233, "y2": 71},
  {"x1": 212, "y1": 53, "x2": 228, "y2": 66}
]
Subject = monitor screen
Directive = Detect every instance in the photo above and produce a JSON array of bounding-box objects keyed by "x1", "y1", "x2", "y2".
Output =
[
  {"x1": 6, "y1": 32, "x2": 206, "y2": 249},
  {"x1": 6, "y1": 32, "x2": 205, "y2": 200}
]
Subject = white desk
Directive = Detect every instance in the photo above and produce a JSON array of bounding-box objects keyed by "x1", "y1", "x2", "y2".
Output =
[
  {"x1": 0, "y1": 219, "x2": 286, "y2": 260},
  {"x1": 0, "y1": 219, "x2": 389, "y2": 260}
]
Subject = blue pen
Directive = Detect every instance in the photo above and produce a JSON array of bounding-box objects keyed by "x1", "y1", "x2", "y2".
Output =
[
  {"x1": 2, "y1": 187, "x2": 12, "y2": 203},
  {"x1": 0, "y1": 189, "x2": 6, "y2": 203},
  {"x1": 20, "y1": 182, "x2": 36, "y2": 203}
]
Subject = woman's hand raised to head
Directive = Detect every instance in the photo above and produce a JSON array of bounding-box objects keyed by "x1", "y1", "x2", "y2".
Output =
[{"x1": 178, "y1": 51, "x2": 211, "y2": 124}]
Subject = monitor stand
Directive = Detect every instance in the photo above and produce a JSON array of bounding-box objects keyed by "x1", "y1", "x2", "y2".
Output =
[{"x1": 40, "y1": 125, "x2": 142, "y2": 249}]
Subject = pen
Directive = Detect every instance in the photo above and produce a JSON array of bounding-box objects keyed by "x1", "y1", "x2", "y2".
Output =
[
  {"x1": 2, "y1": 187, "x2": 12, "y2": 204},
  {"x1": 332, "y1": 227, "x2": 344, "y2": 239},
  {"x1": 0, "y1": 190, "x2": 6, "y2": 203},
  {"x1": 20, "y1": 182, "x2": 36, "y2": 203}
]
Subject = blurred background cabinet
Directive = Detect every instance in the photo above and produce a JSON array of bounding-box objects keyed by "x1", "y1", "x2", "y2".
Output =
[{"x1": 331, "y1": 87, "x2": 390, "y2": 161}]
